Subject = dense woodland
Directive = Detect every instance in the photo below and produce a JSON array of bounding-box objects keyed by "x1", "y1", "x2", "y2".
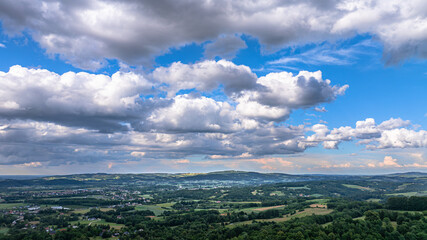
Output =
[
  {"x1": 0, "y1": 172, "x2": 425, "y2": 239},
  {"x1": 0, "y1": 197, "x2": 425, "y2": 240}
]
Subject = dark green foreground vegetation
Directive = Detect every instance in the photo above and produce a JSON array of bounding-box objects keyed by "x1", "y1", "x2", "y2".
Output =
[{"x1": 0, "y1": 171, "x2": 425, "y2": 239}]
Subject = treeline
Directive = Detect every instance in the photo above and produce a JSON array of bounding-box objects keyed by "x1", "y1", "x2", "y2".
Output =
[
  {"x1": 104, "y1": 206, "x2": 426, "y2": 239},
  {"x1": 171, "y1": 199, "x2": 288, "y2": 211},
  {"x1": 0, "y1": 179, "x2": 83, "y2": 189},
  {"x1": 86, "y1": 207, "x2": 155, "y2": 226},
  {"x1": 2, "y1": 224, "x2": 114, "y2": 240},
  {"x1": 386, "y1": 196, "x2": 427, "y2": 211},
  {"x1": 1, "y1": 198, "x2": 426, "y2": 239},
  {"x1": 27, "y1": 197, "x2": 120, "y2": 207},
  {"x1": 0, "y1": 214, "x2": 16, "y2": 225}
]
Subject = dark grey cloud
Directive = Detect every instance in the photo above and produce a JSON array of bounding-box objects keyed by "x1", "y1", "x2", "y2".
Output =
[
  {"x1": 0, "y1": 118, "x2": 305, "y2": 166},
  {"x1": 0, "y1": 116, "x2": 425, "y2": 168},
  {"x1": 204, "y1": 35, "x2": 247, "y2": 60}
]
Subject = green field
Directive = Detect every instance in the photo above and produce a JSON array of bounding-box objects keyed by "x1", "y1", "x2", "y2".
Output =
[
  {"x1": 397, "y1": 183, "x2": 413, "y2": 191},
  {"x1": 72, "y1": 207, "x2": 114, "y2": 215},
  {"x1": 139, "y1": 194, "x2": 153, "y2": 199},
  {"x1": 100, "y1": 207, "x2": 114, "y2": 212},
  {"x1": 342, "y1": 184, "x2": 374, "y2": 191},
  {"x1": 135, "y1": 204, "x2": 171, "y2": 216},
  {"x1": 229, "y1": 207, "x2": 333, "y2": 227},
  {"x1": 386, "y1": 191, "x2": 427, "y2": 197},
  {"x1": 237, "y1": 204, "x2": 286, "y2": 213},
  {"x1": 0, "y1": 203, "x2": 26, "y2": 209},
  {"x1": 287, "y1": 186, "x2": 310, "y2": 190},
  {"x1": 156, "y1": 202, "x2": 175, "y2": 208},
  {"x1": 307, "y1": 198, "x2": 329, "y2": 204},
  {"x1": 70, "y1": 219, "x2": 125, "y2": 229},
  {"x1": 284, "y1": 208, "x2": 333, "y2": 219},
  {"x1": 269, "y1": 191, "x2": 285, "y2": 196},
  {"x1": 73, "y1": 208, "x2": 91, "y2": 214}
]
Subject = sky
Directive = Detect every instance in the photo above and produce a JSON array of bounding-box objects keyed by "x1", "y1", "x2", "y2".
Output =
[{"x1": 0, "y1": 0, "x2": 426, "y2": 175}]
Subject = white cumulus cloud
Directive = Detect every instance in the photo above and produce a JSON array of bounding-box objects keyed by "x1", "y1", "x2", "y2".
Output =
[
  {"x1": 305, "y1": 118, "x2": 427, "y2": 150},
  {"x1": 0, "y1": 65, "x2": 156, "y2": 131},
  {"x1": 236, "y1": 70, "x2": 348, "y2": 121},
  {"x1": 0, "y1": 0, "x2": 426, "y2": 69},
  {"x1": 152, "y1": 60, "x2": 258, "y2": 97}
]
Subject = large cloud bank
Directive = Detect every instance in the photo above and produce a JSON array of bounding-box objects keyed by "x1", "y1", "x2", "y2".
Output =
[
  {"x1": 0, "y1": 0, "x2": 426, "y2": 69},
  {"x1": 0, "y1": 63, "x2": 425, "y2": 167},
  {"x1": 0, "y1": 1, "x2": 426, "y2": 170}
]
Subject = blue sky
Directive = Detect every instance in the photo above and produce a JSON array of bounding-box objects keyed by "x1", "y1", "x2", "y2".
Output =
[{"x1": 0, "y1": 0, "x2": 426, "y2": 175}]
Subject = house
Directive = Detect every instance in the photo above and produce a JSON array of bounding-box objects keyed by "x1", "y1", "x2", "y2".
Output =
[{"x1": 28, "y1": 206, "x2": 40, "y2": 211}]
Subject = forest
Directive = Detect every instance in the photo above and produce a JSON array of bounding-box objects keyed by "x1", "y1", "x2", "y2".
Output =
[{"x1": 0, "y1": 172, "x2": 425, "y2": 239}]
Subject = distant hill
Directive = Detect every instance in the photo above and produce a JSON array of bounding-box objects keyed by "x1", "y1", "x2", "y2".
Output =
[
  {"x1": 387, "y1": 172, "x2": 427, "y2": 176},
  {"x1": 177, "y1": 171, "x2": 295, "y2": 181},
  {"x1": 0, "y1": 171, "x2": 424, "y2": 188},
  {"x1": 385, "y1": 172, "x2": 427, "y2": 178},
  {"x1": 0, "y1": 175, "x2": 47, "y2": 180}
]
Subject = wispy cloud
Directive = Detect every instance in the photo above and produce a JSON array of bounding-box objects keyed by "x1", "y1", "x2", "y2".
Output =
[
  {"x1": 268, "y1": 40, "x2": 380, "y2": 67},
  {"x1": 314, "y1": 107, "x2": 327, "y2": 112}
]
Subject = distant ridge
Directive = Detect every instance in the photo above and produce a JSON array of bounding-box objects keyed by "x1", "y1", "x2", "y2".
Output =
[
  {"x1": 385, "y1": 172, "x2": 427, "y2": 177},
  {"x1": 1, "y1": 171, "x2": 426, "y2": 180},
  {"x1": 0, "y1": 175, "x2": 48, "y2": 180}
]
